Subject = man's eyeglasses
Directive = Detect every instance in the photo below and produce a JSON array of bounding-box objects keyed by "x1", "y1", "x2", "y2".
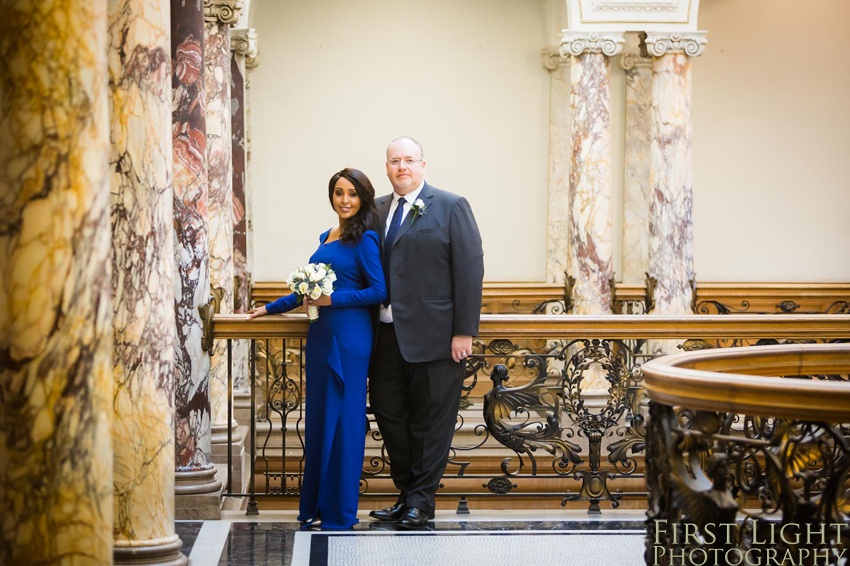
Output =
[{"x1": 388, "y1": 158, "x2": 422, "y2": 168}]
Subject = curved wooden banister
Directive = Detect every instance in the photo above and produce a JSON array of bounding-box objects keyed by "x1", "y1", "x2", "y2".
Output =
[{"x1": 641, "y1": 343, "x2": 850, "y2": 421}]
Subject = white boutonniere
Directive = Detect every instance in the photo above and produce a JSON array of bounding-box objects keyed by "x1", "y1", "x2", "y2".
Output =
[{"x1": 410, "y1": 198, "x2": 427, "y2": 223}]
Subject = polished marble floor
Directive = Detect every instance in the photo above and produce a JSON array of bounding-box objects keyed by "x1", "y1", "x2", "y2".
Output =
[{"x1": 176, "y1": 510, "x2": 648, "y2": 566}]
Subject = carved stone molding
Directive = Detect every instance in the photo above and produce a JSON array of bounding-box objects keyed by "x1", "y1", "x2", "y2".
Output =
[
  {"x1": 620, "y1": 50, "x2": 652, "y2": 71},
  {"x1": 560, "y1": 31, "x2": 625, "y2": 57},
  {"x1": 231, "y1": 27, "x2": 258, "y2": 67},
  {"x1": 640, "y1": 31, "x2": 707, "y2": 57},
  {"x1": 541, "y1": 47, "x2": 569, "y2": 71},
  {"x1": 565, "y1": 0, "x2": 701, "y2": 33},
  {"x1": 204, "y1": 0, "x2": 243, "y2": 26}
]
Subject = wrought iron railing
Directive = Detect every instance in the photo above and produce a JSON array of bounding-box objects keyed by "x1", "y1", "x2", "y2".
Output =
[
  {"x1": 213, "y1": 313, "x2": 850, "y2": 515},
  {"x1": 641, "y1": 343, "x2": 850, "y2": 565}
]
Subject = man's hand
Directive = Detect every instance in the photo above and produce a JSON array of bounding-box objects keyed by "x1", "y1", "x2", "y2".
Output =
[{"x1": 451, "y1": 335, "x2": 473, "y2": 363}]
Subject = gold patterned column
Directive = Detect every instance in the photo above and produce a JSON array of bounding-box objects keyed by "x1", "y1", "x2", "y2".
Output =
[
  {"x1": 643, "y1": 32, "x2": 706, "y2": 317},
  {"x1": 205, "y1": 0, "x2": 242, "y2": 452},
  {"x1": 559, "y1": 32, "x2": 624, "y2": 314},
  {"x1": 108, "y1": 0, "x2": 187, "y2": 564},
  {"x1": 0, "y1": 3, "x2": 113, "y2": 564}
]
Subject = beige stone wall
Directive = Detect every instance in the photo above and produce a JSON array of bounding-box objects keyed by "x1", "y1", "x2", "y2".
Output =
[{"x1": 249, "y1": 0, "x2": 850, "y2": 283}]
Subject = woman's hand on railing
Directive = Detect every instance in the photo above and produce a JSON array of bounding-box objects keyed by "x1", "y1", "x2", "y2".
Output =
[{"x1": 245, "y1": 305, "x2": 268, "y2": 320}]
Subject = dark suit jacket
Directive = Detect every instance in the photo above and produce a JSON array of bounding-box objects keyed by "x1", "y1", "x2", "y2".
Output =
[{"x1": 375, "y1": 182, "x2": 484, "y2": 363}]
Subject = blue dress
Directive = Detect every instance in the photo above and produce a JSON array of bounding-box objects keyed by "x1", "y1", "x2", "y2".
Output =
[{"x1": 265, "y1": 229, "x2": 386, "y2": 529}]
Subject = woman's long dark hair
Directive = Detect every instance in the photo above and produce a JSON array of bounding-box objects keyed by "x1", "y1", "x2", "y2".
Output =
[{"x1": 328, "y1": 168, "x2": 376, "y2": 243}]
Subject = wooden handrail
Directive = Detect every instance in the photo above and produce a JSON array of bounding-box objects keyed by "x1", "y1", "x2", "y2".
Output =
[
  {"x1": 213, "y1": 313, "x2": 850, "y2": 339},
  {"x1": 641, "y1": 343, "x2": 850, "y2": 421}
]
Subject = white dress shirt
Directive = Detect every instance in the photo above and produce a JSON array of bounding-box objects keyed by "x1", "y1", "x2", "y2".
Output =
[{"x1": 380, "y1": 182, "x2": 424, "y2": 324}]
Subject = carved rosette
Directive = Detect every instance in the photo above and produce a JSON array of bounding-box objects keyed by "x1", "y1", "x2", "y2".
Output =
[
  {"x1": 560, "y1": 31, "x2": 625, "y2": 58},
  {"x1": 641, "y1": 32, "x2": 707, "y2": 57},
  {"x1": 204, "y1": 0, "x2": 243, "y2": 25}
]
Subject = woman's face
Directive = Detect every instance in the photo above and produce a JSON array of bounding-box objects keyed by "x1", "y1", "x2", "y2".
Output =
[{"x1": 332, "y1": 177, "x2": 361, "y2": 222}]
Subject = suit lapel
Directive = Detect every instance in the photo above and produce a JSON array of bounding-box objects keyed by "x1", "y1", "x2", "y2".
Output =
[
  {"x1": 392, "y1": 183, "x2": 434, "y2": 248},
  {"x1": 377, "y1": 195, "x2": 392, "y2": 248}
]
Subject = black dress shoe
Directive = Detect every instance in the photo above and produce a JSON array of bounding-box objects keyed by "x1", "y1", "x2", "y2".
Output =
[
  {"x1": 398, "y1": 507, "x2": 432, "y2": 530},
  {"x1": 369, "y1": 502, "x2": 406, "y2": 521}
]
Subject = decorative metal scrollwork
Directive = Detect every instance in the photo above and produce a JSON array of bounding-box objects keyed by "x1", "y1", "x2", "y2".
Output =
[
  {"x1": 646, "y1": 400, "x2": 850, "y2": 565},
  {"x1": 484, "y1": 477, "x2": 517, "y2": 494},
  {"x1": 644, "y1": 272, "x2": 656, "y2": 313},
  {"x1": 483, "y1": 363, "x2": 582, "y2": 476},
  {"x1": 198, "y1": 286, "x2": 223, "y2": 352}
]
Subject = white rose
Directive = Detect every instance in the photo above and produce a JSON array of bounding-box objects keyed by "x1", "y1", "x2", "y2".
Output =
[
  {"x1": 414, "y1": 198, "x2": 425, "y2": 209},
  {"x1": 298, "y1": 282, "x2": 309, "y2": 294},
  {"x1": 321, "y1": 280, "x2": 333, "y2": 294},
  {"x1": 309, "y1": 286, "x2": 323, "y2": 300}
]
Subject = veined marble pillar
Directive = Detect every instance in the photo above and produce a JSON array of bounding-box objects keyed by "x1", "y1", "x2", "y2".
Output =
[
  {"x1": 171, "y1": 0, "x2": 221, "y2": 498},
  {"x1": 230, "y1": 28, "x2": 256, "y2": 393},
  {"x1": 620, "y1": 51, "x2": 653, "y2": 288},
  {"x1": 560, "y1": 32, "x2": 624, "y2": 314},
  {"x1": 0, "y1": 3, "x2": 113, "y2": 564},
  {"x1": 542, "y1": 48, "x2": 571, "y2": 286},
  {"x1": 205, "y1": 0, "x2": 241, "y2": 446},
  {"x1": 643, "y1": 33, "x2": 706, "y2": 316},
  {"x1": 108, "y1": 1, "x2": 187, "y2": 564}
]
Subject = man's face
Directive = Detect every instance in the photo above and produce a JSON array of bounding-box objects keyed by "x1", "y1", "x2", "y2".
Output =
[{"x1": 386, "y1": 139, "x2": 426, "y2": 195}]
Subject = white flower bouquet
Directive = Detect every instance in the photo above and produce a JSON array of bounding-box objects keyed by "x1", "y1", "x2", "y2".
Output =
[{"x1": 286, "y1": 262, "x2": 336, "y2": 322}]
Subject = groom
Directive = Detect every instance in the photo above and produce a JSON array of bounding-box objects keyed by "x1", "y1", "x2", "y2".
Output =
[{"x1": 369, "y1": 136, "x2": 484, "y2": 529}]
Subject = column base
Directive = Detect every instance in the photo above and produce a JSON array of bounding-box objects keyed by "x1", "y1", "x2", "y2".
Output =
[
  {"x1": 114, "y1": 538, "x2": 188, "y2": 566},
  {"x1": 211, "y1": 420, "x2": 242, "y2": 444},
  {"x1": 175, "y1": 468, "x2": 223, "y2": 520},
  {"x1": 211, "y1": 426, "x2": 247, "y2": 493}
]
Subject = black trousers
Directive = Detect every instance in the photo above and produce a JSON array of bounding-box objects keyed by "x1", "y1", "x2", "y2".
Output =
[{"x1": 369, "y1": 323, "x2": 463, "y2": 514}]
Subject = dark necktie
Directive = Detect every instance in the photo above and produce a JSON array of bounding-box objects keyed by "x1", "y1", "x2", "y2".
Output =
[{"x1": 382, "y1": 197, "x2": 405, "y2": 306}]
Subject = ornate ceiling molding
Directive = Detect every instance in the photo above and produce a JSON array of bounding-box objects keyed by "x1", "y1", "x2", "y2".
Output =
[
  {"x1": 204, "y1": 0, "x2": 243, "y2": 26},
  {"x1": 640, "y1": 31, "x2": 707, "y2": 57},
  {"x1": 560, "y1": 31, "x2": 625, "y2": 57},
  {"x1": 565, "y1": 0, "x2": 701, "y2": 33}
]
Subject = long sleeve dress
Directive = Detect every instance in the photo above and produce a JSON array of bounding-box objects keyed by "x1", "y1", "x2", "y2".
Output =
[{"x1": 264, "y1": 229, "x2": 386, "y2": 529}]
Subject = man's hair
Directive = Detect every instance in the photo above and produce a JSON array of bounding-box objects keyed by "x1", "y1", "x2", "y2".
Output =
[{"x1": 387, "y1": 136, "x2": 424, "y2": 160}]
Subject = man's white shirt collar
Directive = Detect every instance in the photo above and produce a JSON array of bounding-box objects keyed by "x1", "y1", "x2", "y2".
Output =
[{"x1": 394, "y1": 182, "x2": 424, "y2": 206}]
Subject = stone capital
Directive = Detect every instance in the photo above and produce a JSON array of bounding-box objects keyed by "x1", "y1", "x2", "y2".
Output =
[
  {"x1": 560, "y1": 31, "x2": 625, "y2": 57},
  {"x1": 620, "y1": 50, "x2": 652, "y2": 71},
  {"x1": 640, "y1": 31, "x2": 707, "y2": 57},
  {"x1": 231, "y1": 28, "x2": 258, "y2": 66},
  {"x1": 204, "y1": 0, "x2": 243, "y2": 26},
  {"x1": 541, "y1": 47, "x2": 568, "y2": 72}
]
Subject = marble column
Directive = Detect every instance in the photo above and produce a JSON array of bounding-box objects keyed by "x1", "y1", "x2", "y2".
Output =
[
  {"x1": 620, "y1": 51, "x2": 653, "y2": 288},
  {"x1": 171, "y1": 0, "x2": 221, "y2": 498},
  {"x1": 0, "y1": 3, "x2": 114, "y2": 564},
  {"x1": 559, "y1": 32, "x2": 624, "y2": 314},
  {"x1": 205, "y1": 0, "x2": 241, "y2": 447},
  {"x1": 643, "y1": 32, "x2": 707, "y2": 317},
  {"x1": 542, "y1": 48, "x2": 571, "y2": 286},
  {"x1": 230, "y1": 28, "x2": 256, "y2": 394},
  {"x1": 108, "y1": 1, "x2": 187, "y2": 564}
]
